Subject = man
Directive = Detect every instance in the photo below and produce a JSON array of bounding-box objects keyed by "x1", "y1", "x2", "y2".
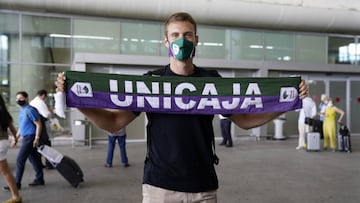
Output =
[
  {"x1": 219, "y1": 115, "x2": 233, "y2": 147},
  {"x1": 30, "y1": 89, "x2": 54, "y2": 169},
  {"x1": 30, "y1": 90, "x2": 52, "y2": 119},
  {"x1": 105, "y1": 127, "x2": 130, "y2": 168},
  {"x1": 56, "y1": 12, "x2": 308, "y2": 202},
  {"x1": 316, "y1": 94, "x2": 328, "y2": 139},
  {"x1": 296, "y1": 96, "x2": 317, "y2": 150},
  {"x1": 4, "y1": 91, "x2": 45, "y2": 191}
]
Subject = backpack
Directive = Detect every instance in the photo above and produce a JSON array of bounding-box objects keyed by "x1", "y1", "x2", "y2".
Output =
[{"x1": 26, "y1": 106, "x2": 50, "y2": 145}]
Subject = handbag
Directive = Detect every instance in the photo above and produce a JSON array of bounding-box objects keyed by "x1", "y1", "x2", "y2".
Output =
[{"x1": 304, "y1": 117, "x2": 313, "y2": 126}]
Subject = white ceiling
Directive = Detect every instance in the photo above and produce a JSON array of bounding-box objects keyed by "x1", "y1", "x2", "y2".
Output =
[{"x1": 1, "y1": 0, "x2": 360, "y2": 34}]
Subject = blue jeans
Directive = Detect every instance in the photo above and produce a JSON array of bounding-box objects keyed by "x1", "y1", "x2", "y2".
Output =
[
  {"x1": 220, "y1": 119, "x2": 232, "y2": 145},
  {"x1": 16, "y1": 135, "x2": 44, "y2": 185},
  {"x1": 106, "y1": 135, "x2": 128, "y2": 166}
]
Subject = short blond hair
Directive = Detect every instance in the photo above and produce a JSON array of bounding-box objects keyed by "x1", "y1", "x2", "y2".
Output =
[
  {"x1": 321, "y1": 94, "x2": 327, "y2": 101},
  {"x1": 164, "y1": 12, "x2": 197, "y2": 37}
]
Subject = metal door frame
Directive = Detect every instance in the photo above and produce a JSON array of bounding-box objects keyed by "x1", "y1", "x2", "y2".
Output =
[{"x1": 305, "y1": 75, "x2": 360, "y2": 135}]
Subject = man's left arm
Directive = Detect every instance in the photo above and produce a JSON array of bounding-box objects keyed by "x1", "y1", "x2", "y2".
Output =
[{"x1": 33, "y1": 119, "x2": 42, "y2": 147}]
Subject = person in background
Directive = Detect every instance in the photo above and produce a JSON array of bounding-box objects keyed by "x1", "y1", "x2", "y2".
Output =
[
  {"x1": 317, "y1": 94, "x2": 328, "y2": 139},
  {"x1": 323, "y1": 98, "x2": 344, "y2": 152},
  {"x1": 56, "y1": 12, "x2": 308, "y2": 202},
  {"x1": 30, "y1": 89, "x2": 54, "y2": 169},
  {"x1": 105, "y1": 127, "x2": 130, "y2": 168},
  {"x1": 219, "y1": 115, "x2": 233, "y2": 147},
  {"x1": 0, "y1": 95, "x2": 22, "y2": 203},
  {"x1": 30, "y1": 90, "x2": 52, "y2": 119},
  {"x1": 3, "y1": 91, "x2": 45, "y2": 192},
  {"x1": 296, "y1": 95, "x2": 317, "y2": 150}
]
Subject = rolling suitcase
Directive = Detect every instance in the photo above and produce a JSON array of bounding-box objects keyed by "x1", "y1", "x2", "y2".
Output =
[
  {"x1": 306, "y1": 132, "x2": 321, "y2": 151},
  {"x1": 56, "y1": 155, "x2": 84, "y2": 188},
  {"x1": 339, "y1": 124, "x2": 352, "y2": 153},
  {"x1": 37, "y1": 145, "x2": 84, "y2": 187},
  {"x1": 337, "y1": 135, "x2": 344, "y2": 151}
]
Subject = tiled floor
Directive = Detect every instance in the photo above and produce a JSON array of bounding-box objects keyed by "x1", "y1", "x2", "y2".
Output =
[{"x1": 0, "y1": 136, "x2": 359, "y2": 203}]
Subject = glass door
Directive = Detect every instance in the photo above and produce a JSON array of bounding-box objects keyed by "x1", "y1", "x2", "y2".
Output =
[
  {"x1": 307, "y1": 75, "x2": 360, "y2": 135},
  {"x1": 350, "y1": 80, "x2": 360, "y2": 135}
]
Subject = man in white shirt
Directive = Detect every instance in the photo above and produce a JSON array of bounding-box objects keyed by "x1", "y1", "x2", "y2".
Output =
[
  {"x1": 297, "y1": 96, "x2": 317, "y2": 150},
  {"x1": 30, "y1": 90, "x2": 54, "y2": 169},
  {"x1": 30, "y1": 90, "x2": 52, "y2": 119}
]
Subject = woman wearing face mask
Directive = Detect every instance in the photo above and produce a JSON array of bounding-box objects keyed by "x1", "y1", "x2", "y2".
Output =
[
  {"x1": 0, "y1": 94, "x2": 22, "y2": 203},
  {"x1": 323, "y1": 98, "x2": 345, "y2": 152}
]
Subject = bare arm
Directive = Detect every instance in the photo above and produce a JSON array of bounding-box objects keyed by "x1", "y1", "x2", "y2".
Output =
[
  {"x1": 8, "y1": 121, "x2": 17, "y2": 137},
  {"x1": 33, "y1": 119, "x2": 42, "y2": 147},
  {"x1": 78, "y1": 108, "x2": 137, "y2": 133},
  {"x1": 334, "y1": 106, "x2": 345, "y2": 123},
  {"x1": 8, "y1": 121, "x2": 18, "y2": 147},
  {"x1": 230, "y1": 112, "x2": 283, "y2": 130}
]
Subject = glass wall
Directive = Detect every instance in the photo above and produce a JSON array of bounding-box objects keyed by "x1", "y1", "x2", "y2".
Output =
[
  {"x1": 0, "y1": 13, "x2": 19, "y2": 104},
  {"x1": 350, "y1": 80, "x2": 360, "y2": 133},
  {"x1": 197, "y1": 26, "x2": 228, "y2": 59},
  {"x1": 329, "y1": 81, "x2": 347, "y2": 124},
  {"x1": 22, "y1": 15, "x2": 71, "y2": 64},
  {"x1": 328, "y1": 36, "x2": 356, "y2": 64},
  {"x1": 295, "y1": 34, "x2": 327, "y2": 63},
  {"x1": 73, "y1": 19, "x2": 120, "y2": 54},
  {"x1": 1, "y1": 10, "x2": 360, "y2": 136},
  {"x1": 264, "y1": 32, "x2": 294, "y2": 62},
  {"x1": 120, "y1": 21, "x2": 162, "y2": 56},
  {"x1": 231, "y1": 30, "x2": 264, "y2": 61}
]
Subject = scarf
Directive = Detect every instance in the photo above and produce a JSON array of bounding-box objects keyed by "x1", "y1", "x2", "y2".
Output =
[{"x1": 64, "y1": 71, "x2": 302, "y2": 114}]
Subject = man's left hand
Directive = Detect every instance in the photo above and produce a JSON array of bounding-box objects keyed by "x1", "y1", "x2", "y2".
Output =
[{"x1": 299, "y1": 79, "x2": 308, "y2": 99}]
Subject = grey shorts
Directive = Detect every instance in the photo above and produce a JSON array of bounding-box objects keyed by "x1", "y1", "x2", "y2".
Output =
[{"x1": 0, "y1": 140, "x2": 10, "y2": 161}]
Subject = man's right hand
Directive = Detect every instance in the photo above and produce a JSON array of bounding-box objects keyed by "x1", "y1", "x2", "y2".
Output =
[{"x1": 55, "y1": 72, "x2": 66, "y2": 92}]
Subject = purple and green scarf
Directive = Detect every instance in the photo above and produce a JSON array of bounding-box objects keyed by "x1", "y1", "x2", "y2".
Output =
[{"x1": 65, "y1": 71, "x2": 302, "y2": 114}]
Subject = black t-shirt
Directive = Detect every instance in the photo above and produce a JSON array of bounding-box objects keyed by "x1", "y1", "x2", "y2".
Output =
[{"x1": 142, "y1": 64, "x2": 221, "y2": 192}]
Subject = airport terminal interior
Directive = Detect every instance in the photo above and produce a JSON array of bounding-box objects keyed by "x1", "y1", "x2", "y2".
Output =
[{"x1": 0, "y1": 0, "x2": 360, "y2": 202}]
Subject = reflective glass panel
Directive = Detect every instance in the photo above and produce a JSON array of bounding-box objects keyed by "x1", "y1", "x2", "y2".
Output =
[
  {"x1": 197, "y1": 26, "x2": 227, "y2": 59},
  {"x1": 350, "y1": 81, "x2": 360, "y2": 133},
  {"x1": 328, "y1": 36, "x2": 356, "y2": 64},
  {"x1": 19, "y1": 64, "x2": 67, "y2": 98},
  {"x1": 160, "y1": 26, "x2": 167, "y2": 57},
  {"x1": 0, "y1": 13, "x2": 19, "y2": 63},
  {"x1": 231, "y1": 30, "x2": 264, "y2": 61},
  {"x1": 120, "y1": 21, "x2": 162, "y2": 55},
  {"x1": 22, "y1": 15, "x2": 71, "y2": 64},
  {"x1": 295, "y1": 34, "x2": 326, "y2": 63},
  {"x1": 329, "y1": 81, "x2": 346, "y2": 124},
  {"x1": 73, "y1": 19, "x2": 120, "y2": 54},
  {"x1": 264, "y1": 32, "x2": 294, "y2": 62},
  {"x1": 0, "y1": 13, "x2": 20, "y2": 103}
]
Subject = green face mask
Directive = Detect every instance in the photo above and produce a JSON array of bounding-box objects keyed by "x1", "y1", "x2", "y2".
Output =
[{"x1": 168, "y1": 38, "x2": 195, "y2": 60}]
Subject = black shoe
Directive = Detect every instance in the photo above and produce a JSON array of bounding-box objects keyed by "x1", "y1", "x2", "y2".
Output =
[
  {"x1": 2, "y1": 186, "x2": 9, "y2": 191},
  {"x1": 45, "y1": 165, "x2": 55, "y2": 170},
  {"x1": 226, "y1": 144, "x2": 233, "y2": 148},
  {"x1": 2, "y1": 183, "x2": 21, "y2": 191},
  {"x1": 219, "y1": 143, "x2": 226, "y2": 146},
  {"x1": 123, "y1": 163, "x2": 130, "y2": 167},
  {"x1": 104, "y1": 164, "x2": 112, "y2": 168},
  {"x1": 28, "y1": 180, "x2": 45, "y2": 187}
]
